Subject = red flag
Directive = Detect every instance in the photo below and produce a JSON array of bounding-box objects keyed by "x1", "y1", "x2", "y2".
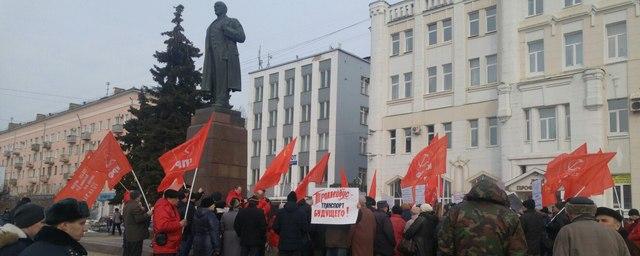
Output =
[
  {"x1": 157, "y1": 171, "x2": 186, "y2": 192},
  {"x1": 402, "y1": 135, "x2": 447, "y2": 188},
  {"x1": 295, "y1": 152, "x2": 330, "y2": 201},
  {"x1": 369, "y1": 170, "x2": 377, "y2": 199},
  {"x1": 340, "y1": 168, "x2": 348, "y2": 188},
  {"x1": 254, "y1": 138, "x2": 297, "y2": 192},
  {"x1": 54, "y1": 152, "x2": 106, "y2": 208},
  {"x1": 542, "y1": 143, "x2": 587, "y2": 206},
  {"x1": 564, "y1": 150, "x2": 616, "y2": 197},
  {"x1": 89, "y1": 132, "x2": 133, "y2": 189},
  {"x1": 159, "y1": 116, "x2": 213, "y2": 176}
]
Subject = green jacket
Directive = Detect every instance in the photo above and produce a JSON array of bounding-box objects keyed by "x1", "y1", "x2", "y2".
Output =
[{"x1": 438, "y1": 180, "x2": 527, "y2": 256}]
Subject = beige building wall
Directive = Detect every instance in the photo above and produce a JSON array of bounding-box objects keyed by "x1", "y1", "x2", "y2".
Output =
[{"x1": 0, "y1": 88, "x2": 139, "y2": 197}]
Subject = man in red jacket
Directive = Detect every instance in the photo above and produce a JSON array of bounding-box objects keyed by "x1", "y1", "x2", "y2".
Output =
[{"x1": 153, "y1": 189, "x2": 187, "y2": 255}]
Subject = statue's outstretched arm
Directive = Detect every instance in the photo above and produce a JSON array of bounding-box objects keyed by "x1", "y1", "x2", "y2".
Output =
[{"x1": 223, "y1": 19, "x2": 246, "y2": 43}]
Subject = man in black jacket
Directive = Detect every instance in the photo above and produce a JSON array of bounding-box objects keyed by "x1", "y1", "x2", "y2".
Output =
[
  {"x1": 274, "y1": 192, "x2": 310, "y2": 255},
  {"x1": 373, "y1": 201, "x2": 396, "y2": 256},
  {"x1": 0, "y1": 203, "x2": 45, "y2": 255},
  {"x1": 520, "y1": 199, "x2": 546, "y2": 256},
  {"x1": 234, "y1": 196, "x2": 267, "y2": 256}
]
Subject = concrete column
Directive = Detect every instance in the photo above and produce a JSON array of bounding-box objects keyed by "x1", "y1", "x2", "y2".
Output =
[
  {"x1": 531, "y1": 108, "x2": 540, "y2": 152},
  {"x1": 556, "y1": 104, "x2": 567, "y2": 151}
]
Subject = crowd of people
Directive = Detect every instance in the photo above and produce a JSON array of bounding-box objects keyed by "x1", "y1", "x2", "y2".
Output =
[{"x1": 1, "y1": 180, "x2": 640, "y2": 256}]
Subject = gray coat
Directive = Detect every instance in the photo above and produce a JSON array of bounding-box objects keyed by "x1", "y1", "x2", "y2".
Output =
[
  {"x1": 222, "y1": 209, "x2": 241, "y2": 256},
  {"x1": 553, "y1": 216, "x2": 630, "y2": 256},
  {"x1": 123, "y1": 200, "x2": 150, "y2": 242}
]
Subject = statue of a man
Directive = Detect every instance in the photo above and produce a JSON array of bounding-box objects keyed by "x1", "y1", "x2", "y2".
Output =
[{"x1": 201, "y1": 1, "x2": 245, "y2": 109}]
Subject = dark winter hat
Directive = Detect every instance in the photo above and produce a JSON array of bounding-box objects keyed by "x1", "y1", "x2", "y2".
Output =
[
  {"x1": 522, "y1": 199, "x2": 536, "y2": 210},
  {"x1": 129, "y1": 190, "x2": 142, "y2": 200},
  {"x1": 565, "y1": 197, "x2": 596, "y2": 217},
  {"x1": 376, "y1": 201, "x2": 389, "y2": 210},
  {"x1": 365, "y1": 196, "x2": 376, "y2": 207},
  {"x1": 391, "y1": 205, "x2": 402, "y2": 215},
  {"x1": 164, "y1": 189, "x2": 180, "y2": 199},
  {"x1": 629, "y1": 209, "x2": 640, "y2": 217},
  {"x1": 200, "y1": 197, "x2": 215, "y2": 208},
  {"x1": 14, "y1": 203, "x2": 44, "y2": 228},
  {"x1": 287, "y1": 191, "x2": 297, "y2": 202},
  {"x1": 45, "y1": 198, "x2": 90, "y2": 226},
  {"x1": 596, "y1": 207, "x2": 623, "y2": 223}
]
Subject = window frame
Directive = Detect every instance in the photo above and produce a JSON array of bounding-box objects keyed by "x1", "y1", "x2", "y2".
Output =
[
  {"x1": 389, "y1": 130, "x2": 397, "y2": 155},
  {"x1": 254, "y1": 113, "x2": 262, "y2": 129},
  {"x1": 391, "y1": 32, "x2": 400, "y2": 56},
  {"x1": 564, "y1": 31, "x2": 584, "y2": 68},
  {"x1": 268, "y1": 139, "x2": 277, "y2": 155},
  {"x1": 285, "y1": 77, "x2": 295, "y2": 96},
  {"x1": 528, "y1": 40, "x2": 545, "y2": 75},
  {"x1": 360, "y1": 107, "x2": 369, "y2": 125},
  {"x1": 443, "y1": 19, "x2": 452, "y2": 42},
  {"x1": 528, "y1": 0, "x2": 543, "y2": 16},
  {"x1": 318, "y1": 133, "x2": 329, "y2": 150},
  {"x1": 485, "y1": 6, "x2": 497, "y2": 33},
  {"x1": 488, "y1": 117, "x2": 498, "y2": 146},
  {"x1": 254, "y1": 84, "x2": 263, "y2": 102},
  {"x1": 426, "y1": 125, "x2": 435, "y2": 145},
  {"x1": 269, "y1": 81, "x2": 279, "y2": 99},
  {"x1": 404, "y1": 72, "x2": 413, "y2": 98},
  {"x1": 469, "y1": 119, "x2": 479, "y2": 148},
  {"x1": 608, "y1": 98, "x2": 629, "y2": 134},
  {"x1": 405, "y1": 29, "x2": 414, "y2": 53},
  {"x1": 404, "y1": 128, "x2": 412, "y2": 153},
  {"x1": 303, "y1": 74, "x2": 312, "y2": 92},
  {"x1": 428, "y1": 66, "x2": 437, "y2": 93},
  {"x1": 444, "y1": 122, "x2": 452, "y2": 149},
  {"x1": 468, "y1": 11, "x2": 480, "y2": 37},
  {"x1": 428, "y1": 23, "x2": 438, "y2": 45},
  {"x1": 524, "y1": 109, "x2": 531, "y2": 141},
  {"x1": 359, "y1": 137, "x2": 367, "y2": 155},
  {"x1": 486, "y1": 54, "x2": 498, "y2": 84},
  {"x1": 564, "y1": 0, "x2": 582, "y2": 7},
  {"x1": 361, "y1": 76, "x2": 370, "y2": 96},
  {"x1": 319, "y1": 101, "x2": 330, "y2": 120},
  {"x1": 539, "y1": 107, "x2": 557, "y2": 140},
  {"x1": 606, "y1": 21, "x2": 627, "y2": 60},
  {"x1": 443, "y1": 63, "x2": 453, "y2": 91},
  {"x1": 469, "y1": 58, "x2": 480, "y2": 86},
  {"x1": 391, "y1": 75, "x2": 400, "y2": 100},
  {"x1": 300, "y1": 135, "x2": 310, "y2": 152},
  {"x1": 284, "y1": 107, "x2": 294, "y2": 125}
]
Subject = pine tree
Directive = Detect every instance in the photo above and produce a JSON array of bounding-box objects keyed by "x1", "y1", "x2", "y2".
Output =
[{"x1": 115, "y1": 5, "x2": 210, "y2": 203}]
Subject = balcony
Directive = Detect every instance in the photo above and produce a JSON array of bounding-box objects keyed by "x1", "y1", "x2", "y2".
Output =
[
  {"x1": 425, "y1": 0, "x2": 453, "y2": 11},
  {"x1": 42, "y1": 141, "x2": 52, "y2": 150},
  {"x1": 13, "y1": 159, "x2": 23, "y2": 170},
  {"x1": 3, "y1": 151, "x2": 10, "y2": 158},
  {"x1": 31, "y1": 143, "x2": 40, "y2": 152},
  {"x1": 39, "y1": 175, "x2": 49, "y2": 183},
  {"x1": 81, "y1": 132, "x2": 91, "y2": 141},
  {"x1": 388, "y1": 0, "x2": 414, "y2": 22},
  {"x1": 112, "y1": 124, "x2": 124, "y2": 134},
  {"x1": 9, "y1": 179, "x2": 17, "y2": 186},
  {"x1": 63, "y1": 173, "x2": 71, "y2": 180},
  {"x1": 66, "y1": 134, "x2": 77, "y2": 144},
  {"x1": 59, "y1": 154, "x2": 70, "y2": 163},
  {"x1": 44, "y1": 157, "x2": 54, "y2": 165},
  {"x1": 26, "y1": 162, "x2": 34, "y2": 169}
]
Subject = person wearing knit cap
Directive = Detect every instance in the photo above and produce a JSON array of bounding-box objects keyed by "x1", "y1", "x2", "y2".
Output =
[
  {"x1": 273, "y1": 191, "x2": 309, "y2": 255},
  {"x1": 553, "y1": 197, "x2": 630, "y2": 256},
  {"x1": 191, "y1": 197, "x2": 221, "y2": 256},
  {"x1": 20, "y1": 198, "x2": 89, "y2": 256},
  {"x1": 0, "y1": 203, "x2": 44, "y2": 255},
  {"x1": 596, "y1": 207, "x2": 640, "y2": 256}
]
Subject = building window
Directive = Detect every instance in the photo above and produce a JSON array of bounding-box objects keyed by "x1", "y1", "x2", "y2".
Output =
[
  {"x1": 426, "y1": 125, "x2": 435, "y2": 144},
  {"x1": 391, "y1": 75, "x2": 400, "y2": 100},
  {"x1": 284, "y1": 136, "x2": 292, "y2": 146},
  {"x1": 428, "y1": 66, "x2": 437, "y2": 93},
  {"x1": 405, "y1": 29, "x2": 413, "y2": 52},
  {"x1": 528, "y1": 0, "x2": 543, "y2": 16},
  {"x1": 469, "y1": 58, "x2": 480, "y2": 86},
  {"x1": 565, "y1": 0, "x2": 582, "y2": 7},
  {"x1": 391, "y1": 33, "x2": 400, "y2": 56},
  {"x1": 528, "y1": 40, "x2": 545, "y2": 74},
  {"x1": 255, "y1": 84, "x2": 263, "y2": 102},
  {"x1": 607, "y1": 22, "x2": 627, "y2": 59},
  {"x1": 299, "y1": 166, "x2": 310, "y2": 183},
  {"x1": 441, "y1": 178, "x2": 452, "y2": 204},
  {"x1": 300, "y1": 135, "x2": 310, "y2": 152},
  {"x1": 320, "y1": 69, "x2": 330, "y2": 88},
  {"x1": 469, "y1": 119, "x2": 478, "y2": 147},
  {"x1": 404, "y1": 128, "x2": 412, "y2": 153},
  {"x1": 269, "y1": 110, "x2": 277, "y2": 127},
  {"x1": 469, "y1": 11, "x2": 479, "y2": 37},
  {"x1": 254, "y1": 113, "x2": 262, "y2": 129},
  {"x1": 404, "y1": 72, "x2": 413, "y2": 98},
  {"x1": 301, "y1": 104, "x2": 311, "y2": 122},
  {"x1": 389, "y1": 130, "x2": 396, "y2": 154},
  {"x1": 286, "y1": 77, "x2": 295, "y2": 96},
  {"x1": 318, "y1": 133, "x2": 329, "y2": 150},
  {"x1": 252, "y1": 140, "x2": 261, "y2": 157},
  {"x1": 359, "y1": 137, "x2": 367, "y2": 155},
  {"x1": 360, "y1": 107, "x2": 369, "y2": 125},
  {"x1": 284, "y1": 108, "x2": 294, "y2": 125},
  {"x1": 269, "y1": 81, "x2": 279, "y2": 99},
  {"x1": 488, "y1": 117, "x2": 498, "y2": 146},
  {"x1": 361, "y1": 76, "x2": 370, "y2": 95},
  {"x1": 319, "y1": 101, "x2": 330, "y2": 119},
  {"x1": 443, "y1": 122, "x2": 452, "y2": 148},
  {"x1": 613, "y1": 184, "x2": 632, "y2": 210},
  {"x1": 524, "y1": 109, "x2": 531, "y2": 141},
  {"x1": 389, "y1": 179, "x2": 402, "y2": 200},
  {"x1": 486, "y1": 6, "x2": 497, "y2": 33},
  {"x1": 443, "y1": 63, "x2": 452, "y2": 91},
  {"x1": 443, "y1": 19, "x2": 452, "y2": 42},
  {"x1": 428, "y1": 23, "x2": 437, "y2": 45},
  {"x1": 251, "y1": 169, "x2": 260, "y2": 185},
  {"x1": 609, "y1": 98, "x2": 629, "y2": 134},
  {"x1": 303, "y1": 74, "x2": 312, "y2": 92},
  {"x1": 268, "y1": 139, "x2": 276, "y2": 155},
  {"x1": 539, "y1": 107, "x2": 557, "y2": 140},
  {"x1": 565, "y1": 104, "x2": 571, "y2": 139},
  {"x1": 564, "y1": 31, "x2": 583, "y2": 68},
  {"x1": 486, "y1": 54, "x2": 498, "y2": 83}
]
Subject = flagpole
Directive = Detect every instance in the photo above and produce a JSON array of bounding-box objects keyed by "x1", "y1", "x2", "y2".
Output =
[
  {"x1": 548, "y1": 186, "x2": 586, "y2": 223},
  {"x1": 131, "y1": 170, "x2": 150, "y2": 210},
  {"x1": 184, "y1": 167, "x2": 199, "y2": 219},
  {"x1": 612, "y1": 186, "x2": 623, "y2": 216},
  {"x1": 119, "y1": 182, "x2": 130, "y2": 192}
]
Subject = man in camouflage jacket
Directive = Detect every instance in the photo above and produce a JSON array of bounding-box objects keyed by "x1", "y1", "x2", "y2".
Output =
[{"x1": 438, "y1": 180, "x2": 527, "y2": 256}]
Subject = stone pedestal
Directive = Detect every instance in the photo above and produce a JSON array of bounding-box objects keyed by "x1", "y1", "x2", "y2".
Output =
[{"x1": 184, "y1": 107, "x2": 246, "y2": 195}]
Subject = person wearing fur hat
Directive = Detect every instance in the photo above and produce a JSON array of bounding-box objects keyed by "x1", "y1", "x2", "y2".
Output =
[
  {"x1": 0, "y1": 203, "x2": 45, "y2": 255},
  {"x1": 273, "y1": 191, "x2": 309, "y2": 255},
  {"x1": 553, "y1": 197, "x2": 630, "y2": 256},
  {"x1": 191, "y1": 197, "x2": 220, "y2": 256},
  {"x1": 596, "y1": 207, "x2": 640, "y2": 256},
  {"x1": 19, "y1": 198, "x2": 89, "y2": 256}
]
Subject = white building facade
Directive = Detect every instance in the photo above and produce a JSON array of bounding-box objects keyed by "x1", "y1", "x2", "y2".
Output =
[
  {"x1": 368, "y1": 0, "x2": 640, "y2": 211},
  {"x1": 247, "y1": 49, "x2": 370, "y2": 198}
]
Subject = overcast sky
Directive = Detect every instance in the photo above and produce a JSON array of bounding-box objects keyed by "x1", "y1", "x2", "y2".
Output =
[{"x1": 0, "y1": 0, "x2": 372, "y2": 129}]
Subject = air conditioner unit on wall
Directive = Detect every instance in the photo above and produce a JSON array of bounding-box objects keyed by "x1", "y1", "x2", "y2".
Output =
[
  {"x1": 631, "y1": 97, "x2": 640, "y2": 112},
  {"x1": 411, "y1": 126, "x2": 421, "y2": 135}
]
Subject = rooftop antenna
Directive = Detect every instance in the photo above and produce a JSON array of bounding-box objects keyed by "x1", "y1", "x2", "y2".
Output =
[
  {"x1": 105, "y1": 82, "x2": 111, "y2": 97},
  {"x1": 267, "y1": 53, "x2": 273, "y2": 68},
  {"x1": 258, "y1": 45, "x2": 263, "y2": 69}
]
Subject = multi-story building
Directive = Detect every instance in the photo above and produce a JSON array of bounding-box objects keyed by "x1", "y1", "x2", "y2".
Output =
[
  {"x1": 368, "y1": 0, "x2": 639, "y2": 211},
  {"x1": 0, "y1": 87, "x2": 139, "y2": 198},
  {"x1": 247, "y1": 49, "x2": 370, "y2": 198}
]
